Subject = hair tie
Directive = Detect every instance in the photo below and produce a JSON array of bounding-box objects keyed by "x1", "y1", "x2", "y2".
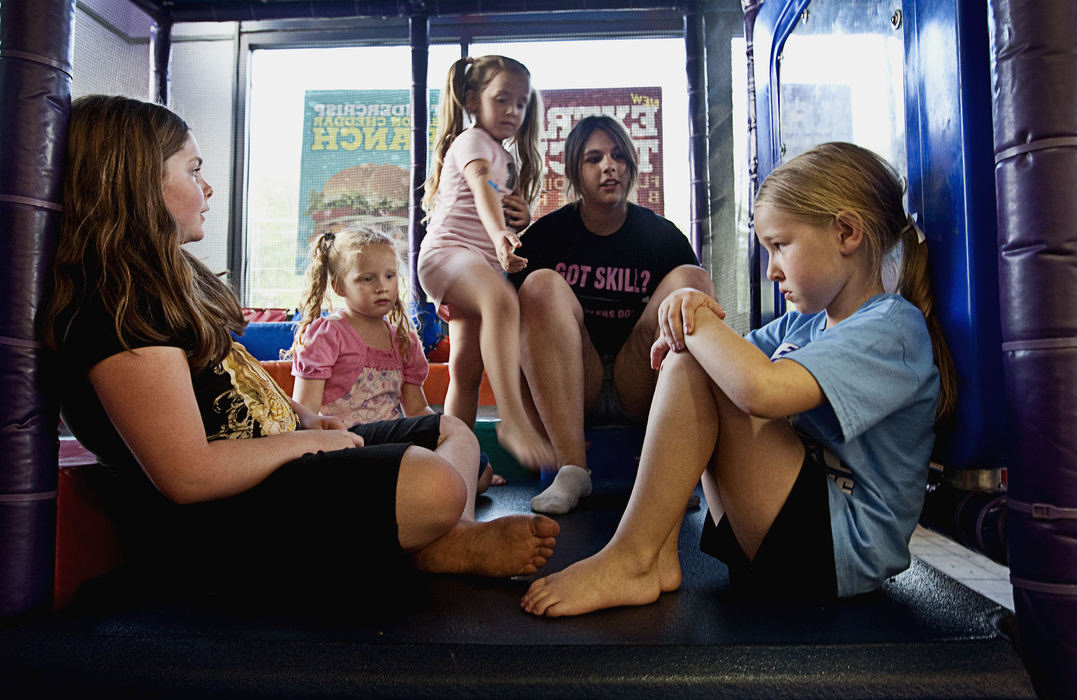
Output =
[
  {"x1": 905, "y1": 213, "x2": 926, "y2": 244},
  {"x1": 465, "y1": 56, "x2": 474, "y2": 65},
  {"x1": 323, "y1": 231, "x2": 335, "y2": 243}
]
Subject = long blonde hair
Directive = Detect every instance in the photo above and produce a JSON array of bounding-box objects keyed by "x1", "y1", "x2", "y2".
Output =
[
  {"x1": 290, "y1": 226, "x2": 415, "y2": 359},
  {"x1": 422, "y1": 55, "x2": 543, "y2": 216},
  {"x1": 755, "y1": 142, "x2": 957, "y2": 421},
  {"x1": 41, "y1": 94, "x2": 244, "y2": 371}
]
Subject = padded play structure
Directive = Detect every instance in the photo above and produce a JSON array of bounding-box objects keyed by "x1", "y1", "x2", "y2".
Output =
[{"x1": 1, "y1": 0, "x2": 1074, "y2": 696}]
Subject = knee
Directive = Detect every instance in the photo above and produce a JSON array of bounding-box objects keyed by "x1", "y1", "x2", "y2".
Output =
[
  {"x1": 519, "y1": 269, "x2": 571, "y2": 309},
  {"x1": 518, "y1": 270, "x2": 576, "y2": 323},
  {"x1": 485, "y1": 280, "x2": 521, "y2": 319},
  {"x1": 416, "y1": 455, "x2": 468, "y2": 531},
  {"x1": 438, "y1": 414, "x2": 480, "y2": 451},
  {"x1": 663, "y1": 264, "x2": 715, "y2": 296}
]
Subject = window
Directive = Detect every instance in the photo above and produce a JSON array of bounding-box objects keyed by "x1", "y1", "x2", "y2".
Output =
[{"x1": 244, "y1": 37, "x2": 690, "y2": 308}]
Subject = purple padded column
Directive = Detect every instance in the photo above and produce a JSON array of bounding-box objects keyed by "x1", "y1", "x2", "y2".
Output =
[
  {"x1": 989, "y1": 0, "x2": 1077, "y2": 695},
  {"x1": 0, "y1": 0, "x2": 75, "y2": 616}
]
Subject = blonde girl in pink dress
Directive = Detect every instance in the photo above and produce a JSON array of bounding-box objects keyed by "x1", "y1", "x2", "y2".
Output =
[{"x1": 290, "y1": 226, "x2": 494, "y2": 491}]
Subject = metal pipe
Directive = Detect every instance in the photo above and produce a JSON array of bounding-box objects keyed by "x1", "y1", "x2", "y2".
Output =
[
  {"x1": 683, "y1": 0, "x2": 709, "y2": 259},
  {"x1": 149, "y1": 18, "x2": 173, "y2": 105},
  {"x1": 409, "y1": 11, "x2": 430, "y2": 304}
]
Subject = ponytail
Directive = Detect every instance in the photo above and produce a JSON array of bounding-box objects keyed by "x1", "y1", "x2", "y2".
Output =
[
  {"x1": 511, "y1": 85, "x2": 544, "y2": 207},
  {"x1": 896, "y1": 217, "x2": 957, "y2": 422},
  {"x1": 287, "y1": 230, "x2": 336, "y2": 360},
  {"x1": 422, "y1": 57, "x2": 471, "y2": 217},
  {"x1": 386, "y1": 296, "x2": 415, "y2": 359}
]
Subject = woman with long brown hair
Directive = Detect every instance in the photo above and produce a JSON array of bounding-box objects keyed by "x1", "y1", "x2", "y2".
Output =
[{"x1": 43, "y1": 95, "x2": 558, "y2": 595}]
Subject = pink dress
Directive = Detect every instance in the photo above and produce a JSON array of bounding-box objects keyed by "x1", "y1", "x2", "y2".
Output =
[
  {"x1": 291, "y1": 314, "x2": 428, "y2": 426},
  {"x1": 417, "y1": 126, "x2": 518, "y2": 308}
]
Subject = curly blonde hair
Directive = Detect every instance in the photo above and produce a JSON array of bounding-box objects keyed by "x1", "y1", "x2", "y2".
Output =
[{"x1": 290, "y1": 225, "x2": 415, "y2": 360}]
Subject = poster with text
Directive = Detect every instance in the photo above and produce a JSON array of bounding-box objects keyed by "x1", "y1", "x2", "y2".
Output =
[
  {"x1": 297, "y1": 89, "x2": 438, "y2": 272},
  {"x1": 537, "y1": 86, "x2": 663, "y2": 218},
  {"x1": 297, "y1": 86, "x2": 662, "y2": 270}
]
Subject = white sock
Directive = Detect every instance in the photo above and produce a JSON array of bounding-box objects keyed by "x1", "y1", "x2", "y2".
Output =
[{"x1": 531, "y1": 465, "x2": 591, "y2": 515}]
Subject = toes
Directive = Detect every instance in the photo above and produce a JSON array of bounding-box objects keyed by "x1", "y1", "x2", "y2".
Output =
[{"x1": 531, "y1": 515, "x2": 560, "y2": 537}]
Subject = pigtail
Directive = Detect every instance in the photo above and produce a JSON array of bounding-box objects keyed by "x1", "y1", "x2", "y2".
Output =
[
  {"x1": 287, "y1": 231, "x2": 335, "y2": 360},
  {"x1": 387, "y1": 296, "x2": 416, "y2": 359},
  {"x1": 422, "y1": 57, "x2": 471, "y2": 217},
  {"x1": 896, "y1": 220, "x2": 957, "y2": 422},
  {"x1": 510, "y1": 86, "x2": 544, "y2": 206}
]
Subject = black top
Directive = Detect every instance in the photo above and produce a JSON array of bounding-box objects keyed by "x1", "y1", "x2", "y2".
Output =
[
  {"x1": 55, "y1": 286, "x2": 297, "y2": 477},
  {"x1": 509, "y1": 202, "x2": 698, "y2": 356}
]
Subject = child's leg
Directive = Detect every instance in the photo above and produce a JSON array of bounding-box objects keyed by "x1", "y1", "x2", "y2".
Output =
[
  {"x1": 521, "y1": 348, "x2": 718, "y2": 616},
  {"x1": 518, "y1": 269, "x2": 602, "y2": 468},
  {"x1": 440, "y1": 258, "x2": 555, "y2": 468},
  {"x1": 521, "y1": 348, "x2": 804, "y2": 616},
  {"x1": 445, "y1": 316, "x2": 484, "y2": 427}
]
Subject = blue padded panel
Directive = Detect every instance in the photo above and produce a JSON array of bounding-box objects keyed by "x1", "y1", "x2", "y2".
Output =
[
  {"x1": 232, "y1": 322, "x2": 297, "y2": 362},
  {"x1": 903, "y1": 0, "x2": 1006, "y2": 470}
]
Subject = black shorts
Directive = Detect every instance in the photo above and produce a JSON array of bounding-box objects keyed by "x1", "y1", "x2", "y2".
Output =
[
  {"x1": 143, "y1": 414, "x2": 443, "y2": 597},
  {"x1": 699, "y1": 447, "x2": 837, "y2": 601}
]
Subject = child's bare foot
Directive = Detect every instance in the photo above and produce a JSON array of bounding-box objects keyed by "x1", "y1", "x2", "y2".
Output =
[
  {"x1": 497, "y1": 420, "x2": 556, "y2": 469},
  {"x1": 476, "y1": 454, "x2": 507, "y2": 494},
  {"x1": 412, "y1": 515, "x2": 559, "y2": 578},
  {"x1": 520, "y1": 547, "x2": 665, "y2": 617},
  {"x1": 477, "y1": 463, "x2": 494, "y2": 494}
]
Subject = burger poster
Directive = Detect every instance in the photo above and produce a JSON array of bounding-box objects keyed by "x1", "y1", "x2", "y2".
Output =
[
  {"x1": 297, "y1": 86, "x2": 663, "y2": 271},
  {"x1": 298, "y1": 89, "x2": 428, "y2": 271}
]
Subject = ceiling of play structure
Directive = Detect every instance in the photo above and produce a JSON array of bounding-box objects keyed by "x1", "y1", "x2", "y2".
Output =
[{"x1": 127, "y1": 0, "x2": 685, "y2": 23}]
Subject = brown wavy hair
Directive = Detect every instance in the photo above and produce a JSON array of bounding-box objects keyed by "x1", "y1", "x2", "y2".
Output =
[
  {"x1": 289, "y1": 226, "x2": 415, "y2": 360},
  {"x1": 755, "y1": 142, "x2": 957, "y2": 421},
  {"x1": 422, "y1": 55, "x2": 543, "y2": 217},
  {"x1": 41, "y1": 94, "x2": 244, "y2": 371}
]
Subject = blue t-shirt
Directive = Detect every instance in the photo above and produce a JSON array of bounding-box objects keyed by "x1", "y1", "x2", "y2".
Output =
[{"x1": 746, "y1": 294, "x2": 940, "y2": 597}]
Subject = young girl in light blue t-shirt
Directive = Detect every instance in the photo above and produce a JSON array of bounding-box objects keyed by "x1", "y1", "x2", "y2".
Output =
[{"x1": 521, "y1": 142, "x2": 957, "y2": 616}]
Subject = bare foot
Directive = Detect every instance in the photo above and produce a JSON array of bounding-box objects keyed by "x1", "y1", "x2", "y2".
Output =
[
  {"x1": 497, "y1": 419, "x2": 556, "y2": 469},
  {"x1": 491, "y1": 473, "x2": 507, "y2": 486},
  {"x1": 477, "y1": 463, "x2": 494, "y2": 494},
  {"x1": 520, "y1": 547, "x2": 665, "y2": 617},
  {"x1": 412, "y1": 515, "x2": 559, "y2": 578}
]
